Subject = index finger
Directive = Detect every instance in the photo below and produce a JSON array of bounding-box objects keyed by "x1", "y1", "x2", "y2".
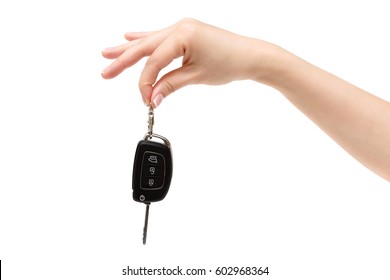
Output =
[{"x1": 138, "y1": 33, "x2": 186, "y2": 104}]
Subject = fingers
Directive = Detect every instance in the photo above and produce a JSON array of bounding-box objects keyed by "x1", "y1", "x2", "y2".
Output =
[
  {"x1": 138, "y1": 34, "x2": 187, "y2": 106},
  {"x1": 150, "y1": 65, "x2": 198, "y2": 108},
  {"x1": 101, "y1": 39, "x2": 156, "y2": 79},
  {"x1": 101, "y1": 19, "x2": 200, "y2": 107},
  {"x1": 102, "y1": 31, "x2": 154, "y2": 60},
  {"x1": 101, "y1": 40, "x2": 139, "y2": 59},
  {"x1": 101, "y1": 28, "x2": 173, "y2": 80}
]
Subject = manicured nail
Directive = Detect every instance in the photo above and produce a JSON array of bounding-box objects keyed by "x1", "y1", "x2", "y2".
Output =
[{"x1": 152, "y1": 94, "x2": 164, "y2": 108}]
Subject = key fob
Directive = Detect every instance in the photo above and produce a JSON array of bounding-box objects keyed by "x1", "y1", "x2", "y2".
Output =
[{"x1": 132, "y1": 134, "x2": 173, "y2": 203}]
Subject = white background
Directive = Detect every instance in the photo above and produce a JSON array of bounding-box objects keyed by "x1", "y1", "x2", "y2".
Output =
[{"x1": 0, "y1": 0, "x2": 389, "y2": 279}]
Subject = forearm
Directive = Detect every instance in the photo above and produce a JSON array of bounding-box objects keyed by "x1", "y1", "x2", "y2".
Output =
[{"x1": 259, "y1": 45, "x2": 390, "y2": 181}]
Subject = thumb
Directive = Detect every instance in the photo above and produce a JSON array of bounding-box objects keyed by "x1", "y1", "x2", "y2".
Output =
[{"x1": 151, "y1": 65, "x2": 197, "y2": 108}]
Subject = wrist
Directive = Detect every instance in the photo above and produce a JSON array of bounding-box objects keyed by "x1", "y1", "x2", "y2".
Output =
[{"x1": 250, "y1": 40, "x2": 302, "y2": 90}]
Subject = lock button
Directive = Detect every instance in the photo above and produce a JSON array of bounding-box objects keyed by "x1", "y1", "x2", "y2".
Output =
[{"x1": 143, "y1": 152, "x2": 164, "y2": 166}]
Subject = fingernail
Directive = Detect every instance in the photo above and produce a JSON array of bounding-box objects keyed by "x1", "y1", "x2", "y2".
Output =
[
  {"x1": 103, "y1": 47, "x2": 114, "y2": 52},
  {"x1": 152, "y1": 94, "x2": 164, "y2": 108},
  {"x1": 101, "y1": 66, "x2": 110, "y2": 75}
]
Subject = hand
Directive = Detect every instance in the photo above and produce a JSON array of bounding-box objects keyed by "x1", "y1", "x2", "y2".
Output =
[
  {"x1": 101, "y1": 18, "x2": 390, "y2": 180},
  {"x1": 101, "y1": 18, "x2": 276, "y2": 107}
]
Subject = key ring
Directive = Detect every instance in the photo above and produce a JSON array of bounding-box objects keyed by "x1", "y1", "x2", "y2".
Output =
[
  {"x1": 145, "y1": 105, "x2": 171, "y2": 147},
  {"x1": 147, "y1": 105, "x2": 154, "y2": 137}
]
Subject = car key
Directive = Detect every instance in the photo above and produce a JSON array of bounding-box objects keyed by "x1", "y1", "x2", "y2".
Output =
[{"x1": 132, "y1": 106, "x2": 173, "y2": 244}]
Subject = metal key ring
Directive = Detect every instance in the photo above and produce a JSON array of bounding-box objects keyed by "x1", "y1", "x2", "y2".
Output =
[{"x1": 144, "y1": 133, "x2": 171, "y2": 148}]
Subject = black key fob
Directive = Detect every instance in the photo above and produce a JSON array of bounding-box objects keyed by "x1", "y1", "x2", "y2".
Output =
[{"x1": 132, "y1": 134, "x2": 173, "y2": 203}]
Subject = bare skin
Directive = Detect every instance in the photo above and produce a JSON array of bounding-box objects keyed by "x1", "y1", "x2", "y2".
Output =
[{"x1": 101, "y1": 18, "x2": 390, "y2": 181}]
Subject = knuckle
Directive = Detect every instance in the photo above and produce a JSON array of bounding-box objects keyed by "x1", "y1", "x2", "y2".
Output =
[
  {"x1": 178, "y1": 17, "x2": 198, "y2": 26},
  {"x1": 177, "y1": 18, "x2": 200, "y2": 40},
  {"x1": 163, "y1": 80, "x2": 175, "y2": 95},
  {"x1": 145, "y1": 55, "x2": 159, "y2": 69}
]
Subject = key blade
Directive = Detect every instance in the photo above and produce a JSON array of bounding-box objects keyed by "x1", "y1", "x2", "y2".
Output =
[{"x1": 143, "y1": 203, "x2": 151, "y2": 245}]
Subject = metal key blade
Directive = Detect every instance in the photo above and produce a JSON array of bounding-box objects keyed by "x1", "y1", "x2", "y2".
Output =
[{"x1": 143, "y1": 203, "x2": 151, "y2": 245}]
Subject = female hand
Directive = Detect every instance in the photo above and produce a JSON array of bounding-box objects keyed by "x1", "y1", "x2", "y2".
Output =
[
  {"x1": 101, "y1": 18, "x2": 277, "y2": 107},
  {"x1": 101, "y1": 18, "x2": 390, "y2": 181}
]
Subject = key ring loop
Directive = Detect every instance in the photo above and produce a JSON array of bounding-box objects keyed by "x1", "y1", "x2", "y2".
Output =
[
  {"x1": 145, "y1": 105, "x2": 170, "y2": 147},
  {"x1": 143, "y1": 133, "x2": 171, "y2": 148}
]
